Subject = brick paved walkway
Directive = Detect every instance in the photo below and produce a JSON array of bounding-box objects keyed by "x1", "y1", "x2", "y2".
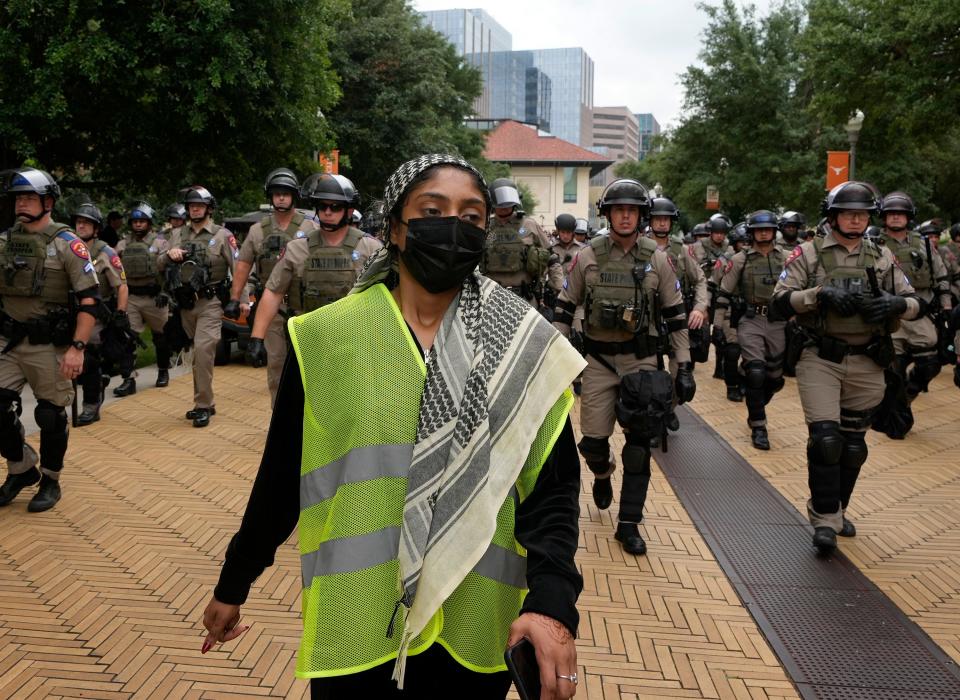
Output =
[{"x1": 0, "y1": 358, "x2": 956, "y2": 698}]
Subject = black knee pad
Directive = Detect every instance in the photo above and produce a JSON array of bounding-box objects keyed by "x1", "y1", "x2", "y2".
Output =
[
  {"x1": 722, "y1": 343, "x2": 742, "y2": 367},
  {"x1": 621, "y1": 444, "x2": 651, "y2": 476},
  {"x1": 578, "y1": 436, "x2": 610, "y2": 472},
  {"x1": 35, "y1": 400, "x2": 68, "y2": 433},
  {"x1": 743, "y1": 360, "x2": 766, "y2": 389},
  {"x1": 765, "y1": 375, "x2": 785, "y2": 394},
  {"x1": 0, "y1": 388, "x2": 24, "y2": 460},
  {"x1": 908, "y1": 355, "x2": 941, "y2": 392},
  {"x1": 838, "y1": 430, "x2": 868, "y2": 469},
  {"x1": 807, "y1": 420, "x2": 844, "y2": 465}
]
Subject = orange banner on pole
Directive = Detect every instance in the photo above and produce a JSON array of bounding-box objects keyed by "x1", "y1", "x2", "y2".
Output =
[
  {"x1": 826, "y1": 151, "x2": 850, "y2": 190},
  {"x1": 705, "y1": 185, "x2": 720, "y2": 210},
  {"x1": 318, "y1": 149, "x2": 340, "y2": 174}
]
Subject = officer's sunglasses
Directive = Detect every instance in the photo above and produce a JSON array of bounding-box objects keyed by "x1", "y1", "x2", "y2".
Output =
[{"x1": 316, "y1": 202, "x2": 346, "y2": 213}]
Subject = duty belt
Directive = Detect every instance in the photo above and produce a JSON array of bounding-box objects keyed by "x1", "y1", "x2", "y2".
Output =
[
  {"x1": 128, "y1": 284, "x2": 161, "y2": 296},
  {"x1": 584, "y1": 336, "x2": 641, "y2": 356}
]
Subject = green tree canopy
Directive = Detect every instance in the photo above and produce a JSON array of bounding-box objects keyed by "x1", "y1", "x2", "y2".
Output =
[
  {"x1": 0, "y1": 0, "x2": 345, "y2": 213},
  {"x1": 325, "y1": 0, "x2": 485, "y2": 211}
]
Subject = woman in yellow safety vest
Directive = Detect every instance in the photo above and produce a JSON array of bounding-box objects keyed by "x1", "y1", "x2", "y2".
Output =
[{"x1": 202, "y1": 154, "x2": 586, "y2": 699}]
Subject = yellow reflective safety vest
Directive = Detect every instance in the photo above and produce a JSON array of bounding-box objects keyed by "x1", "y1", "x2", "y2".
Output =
[{"x1": 287, "y1": 282, "x2": 573, "y2": 679}]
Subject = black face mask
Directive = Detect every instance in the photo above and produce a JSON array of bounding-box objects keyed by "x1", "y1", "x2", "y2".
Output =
[{"x1": 399, "y1": 216, "x2": 486, "y2": 293}]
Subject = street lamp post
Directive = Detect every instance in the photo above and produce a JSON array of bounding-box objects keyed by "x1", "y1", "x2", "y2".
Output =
[{"x1": 845, "y1": 109, "x2": 865, "y2": 180}]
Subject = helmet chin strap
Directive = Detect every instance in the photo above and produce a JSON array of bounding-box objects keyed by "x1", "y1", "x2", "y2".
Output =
[
  {"x1": 887, "y1": 224, "x2": 907, "y2": 233},
  {"x1": 317, "y1": 211, "x2": 349, "y2": 232},
  {"x1": 17, "y1": 211, "x2": 45, "y2": 223}
]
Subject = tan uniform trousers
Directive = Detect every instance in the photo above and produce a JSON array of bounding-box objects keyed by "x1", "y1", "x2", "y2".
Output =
[
  {"x1": 264, "y1": 312, "x2": 287, "y2": 407},
  {"x1": 0, "y1": 339, "x2": 72, "y2": 476},
  {"x1": 180, "y1": 297, "x2": 222, "y2": 409},
  {"x1": 580, "y1": 352, "x2": 659, "y2": 438},
  {"x1": 127, "y1": 293, "x2": 170, "y2": 334},
  {"x1": 738, "y1": 316, "x2": 786, "y2": 366},
  {"x1": 795, "y1": 349, "x2": 884, "y2": 433},
  {"x1": 892, "y1": 315, "x2": 938, "y2": 356}
]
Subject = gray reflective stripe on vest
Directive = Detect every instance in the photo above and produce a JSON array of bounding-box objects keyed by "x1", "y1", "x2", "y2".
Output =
[
  {"x1": 302, "y1": 527, "x2": 528, "y2": 590},
  {"x1": 300, "y1": 443, "x2": 414, "y2": 511},
  {"x1": 302, "y1": 527, "x2": 401, "y2": 587},
  {"x1": 471, "y1": 542, "x2": 527, "y2": 589}
]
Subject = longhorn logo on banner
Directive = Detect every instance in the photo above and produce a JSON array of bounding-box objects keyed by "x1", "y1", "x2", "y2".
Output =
[{"x1": 826, "y1": 151, "x2": 850, "y2": 189}]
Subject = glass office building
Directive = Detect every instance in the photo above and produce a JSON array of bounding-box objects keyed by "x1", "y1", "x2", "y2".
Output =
[
  {"x1": 635, "y1": 113, "x2": 662, "y2": 160},
  {"x1": 515, "y1": 48, "x2": 594, "y2": 146}
]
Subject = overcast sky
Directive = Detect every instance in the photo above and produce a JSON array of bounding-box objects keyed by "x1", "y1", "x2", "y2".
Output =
[{"x1": 412, "y1": 0, "x2": 774, "y2": 131}]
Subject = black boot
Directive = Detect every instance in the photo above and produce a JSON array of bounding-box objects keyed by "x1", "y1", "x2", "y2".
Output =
[
  {"x1": 751, "y1": 427, "x2": 770, "y2": 450},
  {"x1": 28, "y1": 475, "x2": 61, "y2": 512},
  {"x1": 666, "y1": 411, "x2": 680, "y2": 432},
  {"x1": 75, "y1": 404, "x2": 100, "y2": 427},
  {"x1": 155, "y1": 369, "x2": 169, "y2": 388},
  {"x1": 839, "y1": 517, "x2": 856, "y2": 537},
  {"x1": 726, "y1": 386, "x2": 743, "y2": 402},
  {"x1": 0, "y1": 468, "x2": 41, "y2": 506},
  {"x1": 812, "y1": 526, "x2": 837, "y2": 551},
  {"x1": 192, "y1": 408, "x2": 212, "y2": 428},
  {"x1": 592, "y1": 477, "x2": 613, "y2": 510},
  {"x1": 185, "y1": 406, "x2": 216, "y2": 420},
  {"x1": 113, "y1": 377, "x2": 137, "y2": 397},
  {"x1": 614, "y1": 522, "x2": 647, "y2": 555}
]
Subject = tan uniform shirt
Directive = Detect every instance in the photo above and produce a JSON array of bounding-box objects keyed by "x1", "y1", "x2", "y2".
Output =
[
  {"x1": 0, "y1": 223, "x2": 100, "y2": 322},
  {"x1": 554, "y1": 235, "x2": 691, "y2": 362},
  {"x1": 487, "y1": 215, "x2": 564, "y2": 292},
  {"x1": 551, "y1": 240, "x2": 585, "y2": 277},
  {"x1": 239, "y1": 213, "x2": 320, "y2": 268},
  {"x1": 882, "y1": 233, "x2": 952, "y2": 306},
  {"x1": 773, "y1": 231, "x2": 919, "y2": 345},
  {"x1": 90, "y1": 240, "x2": 126, "y2": 295},
  {"x1": 265, "y1": 229, "x2": 383, "y2": 295},
  {"x1": 658, "y1": 239, "x2": 708, "y2": 313},
  {"x1": 157, "y1": 220, "x2": 237, "y2": 281},
  {"x1": 115, "y1": 229, "x2": 170, "y2": 258}
]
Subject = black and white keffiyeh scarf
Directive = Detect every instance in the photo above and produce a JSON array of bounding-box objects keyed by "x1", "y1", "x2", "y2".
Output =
[{"x1": 352, "y1": 155, "x2": 585, "y2": 685}]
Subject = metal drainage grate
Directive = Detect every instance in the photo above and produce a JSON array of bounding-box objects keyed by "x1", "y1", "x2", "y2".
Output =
[{"x1": 651, "y1": 405, "x2": 960, "y2": 699}]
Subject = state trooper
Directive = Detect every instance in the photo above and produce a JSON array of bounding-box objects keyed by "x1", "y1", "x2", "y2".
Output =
[
  {"x1": 157, "y1": 186, "x2": 237, "y2": 427},
  {"x1": 553, "y1": 179, "x2": 695, "y2": 555},
  {"x1": 71, "y1": 203, "x2": 129, "y2": 425},
  {"x1": 940, "y1": 223, "x2": 960, "y2": 300},
  {"x1": 573, "y1": 217, "x2": 590, "y2": 245},
  {"x1": 482, "y1": 178, "x2": 562, "y2": 308},
  {"x1": 0, "y1": 168, "x2": 101, "y2": 512},
  {"x1": 772, "y1": 181, "x2": 919, "y2": 551},
  {"x1": 114, "y1": 202, "x2": 171, "y2": 394},
  {"x1": 224, "y1": 169, "x2": 318, "y2": 400},
  {"x1": 716, "y1": 211, "x2": 787, "y2": 450},
  {"x1": 165, "y1": 203, "x2": 186, "y2": 232},
  {"x1": 246, "y1": 174, "x2": 381, "y2": 405},
  {"x1": 648, "y1": 197, "x2": 709, "y2": 373},
  {"x1": 551, "y1": 214, "x2": 585, "y2": 276},
  {"x1": 777, "y1": 211, "x2": 805, "y2": 249},
  {"x1": 879, "y1": 193, "x2": 951, "y2": 412}
]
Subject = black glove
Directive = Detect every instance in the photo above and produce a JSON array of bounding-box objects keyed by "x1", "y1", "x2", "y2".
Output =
[
  {"x1": 112, "y1": 310, "x2": 131, "y2": 332},
  {"x1": 569, "y1": 329, "x2": 585, "y2": 356},
  {"x1": 223, "y1": 299, "x2": 242, "y2": 319},
  {"x1": 675, "y1": 362, "x2": 697, "y2": 405},
  {"x1": 711, "y1": 326, "x2": 726, "y2": 347},
  {"x1": 155, "y1": 293, "x2": 170, "y2": 308},
  {"x1": 543, "y1": 287, "x2": 558, "y2": 309},
  {"x1": 817, "y1": 287, "x2": 859, "y2": 317},
  {"x1": 246, "y1": 337, "x2": 267, "y2": 368},
  {"x1": 859, "y1": 290, "x2": 907, "y2": 324}
]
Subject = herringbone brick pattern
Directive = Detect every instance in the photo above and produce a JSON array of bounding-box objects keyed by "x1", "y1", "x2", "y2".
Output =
[
  {"x1": 693, "y1": 356, "x2": 960, "y2": 665},
  {"x1": 0, "y1": 364, "x2": 801, "y2": 698}
]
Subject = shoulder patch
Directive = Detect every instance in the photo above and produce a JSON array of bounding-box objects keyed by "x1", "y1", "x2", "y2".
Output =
[
  {"x1": 69, "y1": 239, "x2": 90, "y2": 260},
  {"x1": 296, "y1": 230, "x2": 306, "y2": 238},
  {"x1": 110, "y1": 253, "x2": 123, "y2": 270},
  {"x1": 784, "y1": 246, "x2": 803, "y2": 267},
  {"x1": 713, "y1": 259, "x2": 724, "y2": 271},
  {"x1": 725, "y1": 259, "x2": 734, "y2": 273}
]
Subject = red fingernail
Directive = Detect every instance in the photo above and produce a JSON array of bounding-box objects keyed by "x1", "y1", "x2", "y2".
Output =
[{"x1": 201, "y1": 639, "x2": 212, "y2": 654}]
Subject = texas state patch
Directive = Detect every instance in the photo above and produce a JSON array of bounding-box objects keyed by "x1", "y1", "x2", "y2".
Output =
[
  {"x1": 110, "y1": 254, "x2": 123, "y2": 270},
  {"x1": 784, "y1": 246, "x2": 803, "y2": 267},
  {"x1": 69, "y1": 239, "x2": 90, "y2": 260}
]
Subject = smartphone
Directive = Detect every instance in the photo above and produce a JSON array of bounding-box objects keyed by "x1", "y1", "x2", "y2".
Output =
[{"x1": 504, "y1": 638, "x2": 541, "y2": 700}]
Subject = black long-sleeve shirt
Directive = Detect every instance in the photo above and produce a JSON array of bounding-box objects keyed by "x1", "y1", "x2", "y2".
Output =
[{"x1": 214, "y1": 352, "x2": 584, "y2": 636}]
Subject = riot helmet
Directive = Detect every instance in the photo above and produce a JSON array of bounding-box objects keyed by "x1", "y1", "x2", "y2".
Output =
[
  {"x1": 128, "y1": 201, "x2": 155, "y2": 223},
  {"x1": 574, "y1": 217, "x2": 589, "y2": 236},
  {"x1": 649, "y1": 196, "x2": 679, "y2": 236},
  {"x1": 264, "y1": 168, "x2": 299, "y2": 212},
  {"x1": 746, "y1": 210, "x2": 778, "y2": 244},
  {"x1": 301, "y1": 173, "x2": 359, "y2": 232},
  {"x1": 555, "y1": 213, "x2": 576, "y2": 231},
  {"x1": 708, "y1": 213, "x2": 732, "y2": 233},
  {"x1": 166, "y1": 203, "x2": 187, "y2": 224},
  {"x1": 692, "y1": 222, "x2": 709, "y2": 238},
  {"x1": 182, "y1": 186, "x2": 216, "y2": 222},
  {"x1": 597, "y1": 179, "x2": 650, "y2": 235},
  {"x1": 6, "y1": 167, "x2": 60, "y2": 221},
  {"x1": 879, "y1": 191, "x2": 915, "y2": 232},
  {"x1": 824, "y1": 181, "x2": 880, "y2": 238},
  {"x1": 351, "y1": 209, "x2": 363, "y2": 225},
  {"x1": 489, "y1": 178, "x2": 522, "y2": 211},
  {"x1": 778, "y1": 210, "x2": 805, "y2": 243},
  {"x1": 729, "y1": 222, "x2": 749, "y2": 250},
  {"x1": 916, "y1": 219, "x2": 942, "y2": 238},
  {"x1": 71, "y1": 203, "x2": 103, "y2": 240}
]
